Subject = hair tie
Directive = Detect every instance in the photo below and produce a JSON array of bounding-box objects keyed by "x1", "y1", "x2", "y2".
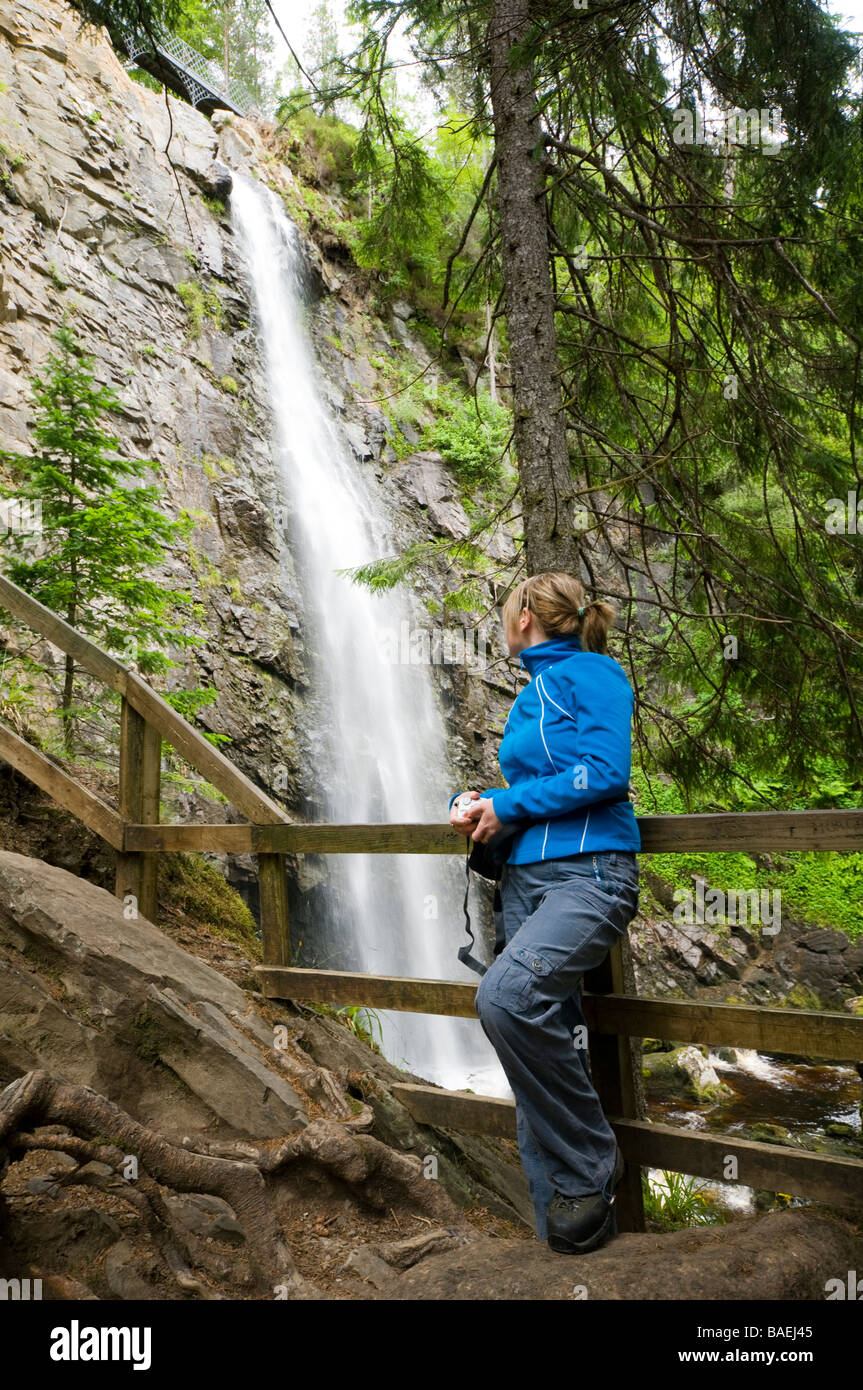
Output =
[{"x1": 578, "y1": 605, "x2": 587, "y2": 618}]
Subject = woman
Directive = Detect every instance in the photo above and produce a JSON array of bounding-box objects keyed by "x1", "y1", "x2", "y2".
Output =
[{"x1": 450, "y1": 572, "x2": 640, "y2": 1255}]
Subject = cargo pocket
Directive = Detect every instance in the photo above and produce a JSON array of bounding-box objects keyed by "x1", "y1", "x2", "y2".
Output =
[
  {"x1": 510, "y1": 944, "x2": 554, "y2": 977},
  {"x1": 477, "y1": 947, "x2": 551, "y2": 1016}
]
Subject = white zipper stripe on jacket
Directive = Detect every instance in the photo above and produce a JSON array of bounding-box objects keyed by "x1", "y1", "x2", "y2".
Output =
[
  {"x1": 536, "y1": 671, "x2": 576, "y2": 723},
  {"x1": 536, "y1": 670, "x2": 586, "y2": 858},
  {"x1": 536, "y1": 675, "x2": 561, "y2": 772}
]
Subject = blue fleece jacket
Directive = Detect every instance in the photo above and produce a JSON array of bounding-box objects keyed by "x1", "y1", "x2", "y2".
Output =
[{"x1": 452, "y1": 635, "x2": 640, "y2": 865}]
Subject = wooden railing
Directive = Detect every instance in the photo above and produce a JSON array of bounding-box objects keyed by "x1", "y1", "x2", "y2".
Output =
[{"x1": 1, "y1": 571, "x2": 862, "y2": 1233}]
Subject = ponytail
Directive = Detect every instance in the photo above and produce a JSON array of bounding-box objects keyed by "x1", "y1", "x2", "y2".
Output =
[
  {"x1": 577, "y1": 598, "x2": 616, "y2": 655},
  {"x1": 502, "y1": 572, "x2": 616, "y2": 654}
]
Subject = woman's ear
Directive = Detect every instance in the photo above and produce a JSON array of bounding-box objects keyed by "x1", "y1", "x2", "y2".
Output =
[{"x1": 519, "y1": 606, "x2": 531, "y2": 631}]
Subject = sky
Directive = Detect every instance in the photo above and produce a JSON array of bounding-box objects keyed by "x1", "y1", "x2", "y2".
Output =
[
  {"x1": 264, "y1": 0, "x2": 863, "y2": 132},
  {"x1": 269, "y1": 0, "x2": 863, "y2": 68},
  {"x1": 266, "y1": 0, "x2": 440, "y2": 132}
]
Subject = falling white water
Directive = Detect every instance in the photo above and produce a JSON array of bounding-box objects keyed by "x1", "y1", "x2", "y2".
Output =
[
  {"x1": 230, "y1": 171, "x2": 507, "y2": 1095},
  {"x1": 709, "y1": 1048, "x2": 795, "y2": 1083}
]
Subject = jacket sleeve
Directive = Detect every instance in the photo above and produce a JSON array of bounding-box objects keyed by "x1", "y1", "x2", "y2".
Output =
[{"x1": 481, "y1": 672, "x2": 632, "y2": 824}]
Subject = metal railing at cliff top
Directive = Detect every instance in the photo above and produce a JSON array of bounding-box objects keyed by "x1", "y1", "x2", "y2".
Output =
[{"x1": 90, "y1": 4, "x2": 259, "y2": 118}]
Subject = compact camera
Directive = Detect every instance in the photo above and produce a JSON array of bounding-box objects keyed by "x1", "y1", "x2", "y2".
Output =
[{"x1": 454, "y1": 793, "x2": 477, "y2": 817}]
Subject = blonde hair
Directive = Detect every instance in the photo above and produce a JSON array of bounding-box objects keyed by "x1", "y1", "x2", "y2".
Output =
[{"x1": 502, "y1": 572, "x2": 616, "y2": 655}]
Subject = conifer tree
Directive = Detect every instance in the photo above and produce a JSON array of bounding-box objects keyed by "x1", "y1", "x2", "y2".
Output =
[{"x1": 0, "y1": 322, "x2": 203, "y2": 754}]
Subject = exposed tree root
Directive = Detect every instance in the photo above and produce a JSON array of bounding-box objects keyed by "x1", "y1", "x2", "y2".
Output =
[
  {"x1": 182, "y1": 1119, "x2": 464, "y2": 1223},
  {"x1": 0, "y1": 1070, "x2": 467, "y2": 1301},
  {"x1": 0, "y1": 1072, "x2": 298, "y2": 1296}
]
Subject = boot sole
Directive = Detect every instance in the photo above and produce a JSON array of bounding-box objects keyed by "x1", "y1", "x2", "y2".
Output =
[
  {"x1": 547, "y1": 1200, "x2": 615, "y2": 1255},
  {"x1": 546, "y1": 1149, "x2": 624, "y2": 1255}
]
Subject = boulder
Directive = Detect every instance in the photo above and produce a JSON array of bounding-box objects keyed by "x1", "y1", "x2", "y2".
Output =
[
  {"x1": 0, "y1": 850, "x2": 305, "y2": 1138},
  {"x1": 201, "y1": 160, "x2": 233, "y2": 201},
  {"x1": 387, "y1": 1209, "x2": 863, "y2": 1301},
  {"x1": 642, "y1": 1044, "x2": 734, "y2": 1103}
]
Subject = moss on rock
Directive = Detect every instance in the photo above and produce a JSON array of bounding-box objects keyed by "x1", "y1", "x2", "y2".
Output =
[{"x1": 156, "y1": 852, "x2": 260, "y2": 959}]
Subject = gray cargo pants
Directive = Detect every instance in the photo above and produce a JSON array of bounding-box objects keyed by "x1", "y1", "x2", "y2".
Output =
[{"x1": 476, "y1": 849, "x2": 639, "y2": 1241}]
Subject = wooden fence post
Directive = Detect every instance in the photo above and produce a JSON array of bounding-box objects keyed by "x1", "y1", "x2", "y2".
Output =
[
  {"x1": 585, "y1": 933, "x2": 646, "y2": 1232},
  {"x1": 115, "y1": 698, "x2": 161, "y2": 924},
  {"x1": 258, "y1": 853, "x2": 291, "y2": 967}
]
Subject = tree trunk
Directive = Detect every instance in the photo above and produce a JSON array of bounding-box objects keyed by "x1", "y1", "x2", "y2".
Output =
[
  {"x1": 485, "y1": 299, "x2": 497, "y2": 403},
  {"x1": 487, "y1": 0, "x2": 578, "y2": 575},
  {"x1": 61, "y1": 651, "x2": 74, "y2": 756}
]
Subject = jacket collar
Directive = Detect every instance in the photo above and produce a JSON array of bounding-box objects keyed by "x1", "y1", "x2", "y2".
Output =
[{"x1": 519, "y1": 635, "x2": 582, "y2": 677}]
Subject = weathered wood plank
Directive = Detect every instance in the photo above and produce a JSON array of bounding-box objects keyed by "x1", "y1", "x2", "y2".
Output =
[
  {"x1": 115, "y1": 701, "x2": 161, "y2": 924},
  {"x1": 638, "y1": 808, "x2": 863, "y2": 852},
  {"x1": 253, "y1": 968, "x2": 863, "y2": 1061},
  {"x1": 613, "y1": 1118, "x2": 863, "y2": 1210},
  {"x1": 581, "y1": 993, "x2": 863, "y2": 1062},
  {"x1": 584, "y1": 939, "x2": 646, "y2": 1232},
  {"x1": 125, "y1": 823, "x2": 256, "y2": 852},
  {"x1": 392, "y1": 1085, "x2": 863, "y2": 1209},
  {"x1": 259, "y1": 854, "x2": 291, "y2": 967},
  {"x1": 0, "y1": 574, "x2": 128, "y2": 693},
  {"x1": 125, "y1": 808, "x2": 863, "y2": 855},
  {"x1": 0, "y1": 721, "x2": 125, "y2": 850},
  {"x1": 256, "y1": 966, "x2": 480, "y2": 1017},
  {"x1": 392, "y1": 1082, "x2": 517, "y2": 1137},
  {"x1": 126, "y1": 823, "x2": 460, "y2": 853},
  {"x1": 124, "y1": 676, "x2": 290, "y2": 826}
]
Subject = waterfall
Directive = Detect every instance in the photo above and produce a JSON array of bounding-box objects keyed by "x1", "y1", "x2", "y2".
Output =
[{"x1": 229, "y1": 171, "x2": 506, "y2": 1095}]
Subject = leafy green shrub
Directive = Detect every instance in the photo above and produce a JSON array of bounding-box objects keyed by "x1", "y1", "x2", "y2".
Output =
[
  {"x1": 421, "y1": 394, "x2": 511, "y2": 488},
  {"x1": 277, "y1": 106, "x2": 361, "y2": 195}
]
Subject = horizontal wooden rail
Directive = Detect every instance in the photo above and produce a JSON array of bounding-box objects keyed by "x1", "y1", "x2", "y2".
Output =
[
  {"x1": 259, "y1": 968, "x2": 863, "y2": 1060},
  {"x1": 125, "y1": 823, "x2": 460, "y2": 853},
  {"x1": 126, "y1": 806, "x2": 863, "y2": 855},
  {"x1": 0, "y1": 722, "x2": 125, "y2": 851},
  {"x1": 580, "y1": 993, "x2": 863, "y2": 1061},
  {"x1": 258, "y1": 966, "x2": 479, "y2": 1017},
  {"x1": 0, "y1": 574, "x2": 288, "y2": 826},
  {"x1": 391, "y1": 1084, "x2": 863, "y2": 1210}
]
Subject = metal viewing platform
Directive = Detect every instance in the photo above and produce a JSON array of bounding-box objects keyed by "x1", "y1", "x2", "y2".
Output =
[{"x1": 97, "y1": 8, "x2": 259, "y2": 118}]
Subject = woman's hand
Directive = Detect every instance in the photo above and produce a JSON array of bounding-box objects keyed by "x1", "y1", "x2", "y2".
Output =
[
  {"x1": 450, "y1": 792, "x2": 504, "y2": 842},
  {"x1": 468, "y1": 798, "x2": 504, "y2": 844},
  {"x1": 450, "y1": 791, "x2": 482, "y2": 834}
]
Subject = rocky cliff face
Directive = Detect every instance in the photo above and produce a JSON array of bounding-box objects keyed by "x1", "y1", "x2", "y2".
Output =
[
  {"x1": 0, "y1": 0, "x2": 514, "y2": 810},
  {"x1": 3, "y1": 1, "x2": 854, "y2": 1013}
]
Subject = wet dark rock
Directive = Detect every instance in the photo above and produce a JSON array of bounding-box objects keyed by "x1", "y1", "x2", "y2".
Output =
[
  {"x1": 392, "y1": 451, "x2": 470, "y2": 539},
  {"x1": 201, "y1": 160, "x2": 233, "y2": 200}
]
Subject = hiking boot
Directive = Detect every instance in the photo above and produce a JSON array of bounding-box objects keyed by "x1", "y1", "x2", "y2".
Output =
[{"x1": 546, "y1": 1145, "x2": 625, "y2": 1255}]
